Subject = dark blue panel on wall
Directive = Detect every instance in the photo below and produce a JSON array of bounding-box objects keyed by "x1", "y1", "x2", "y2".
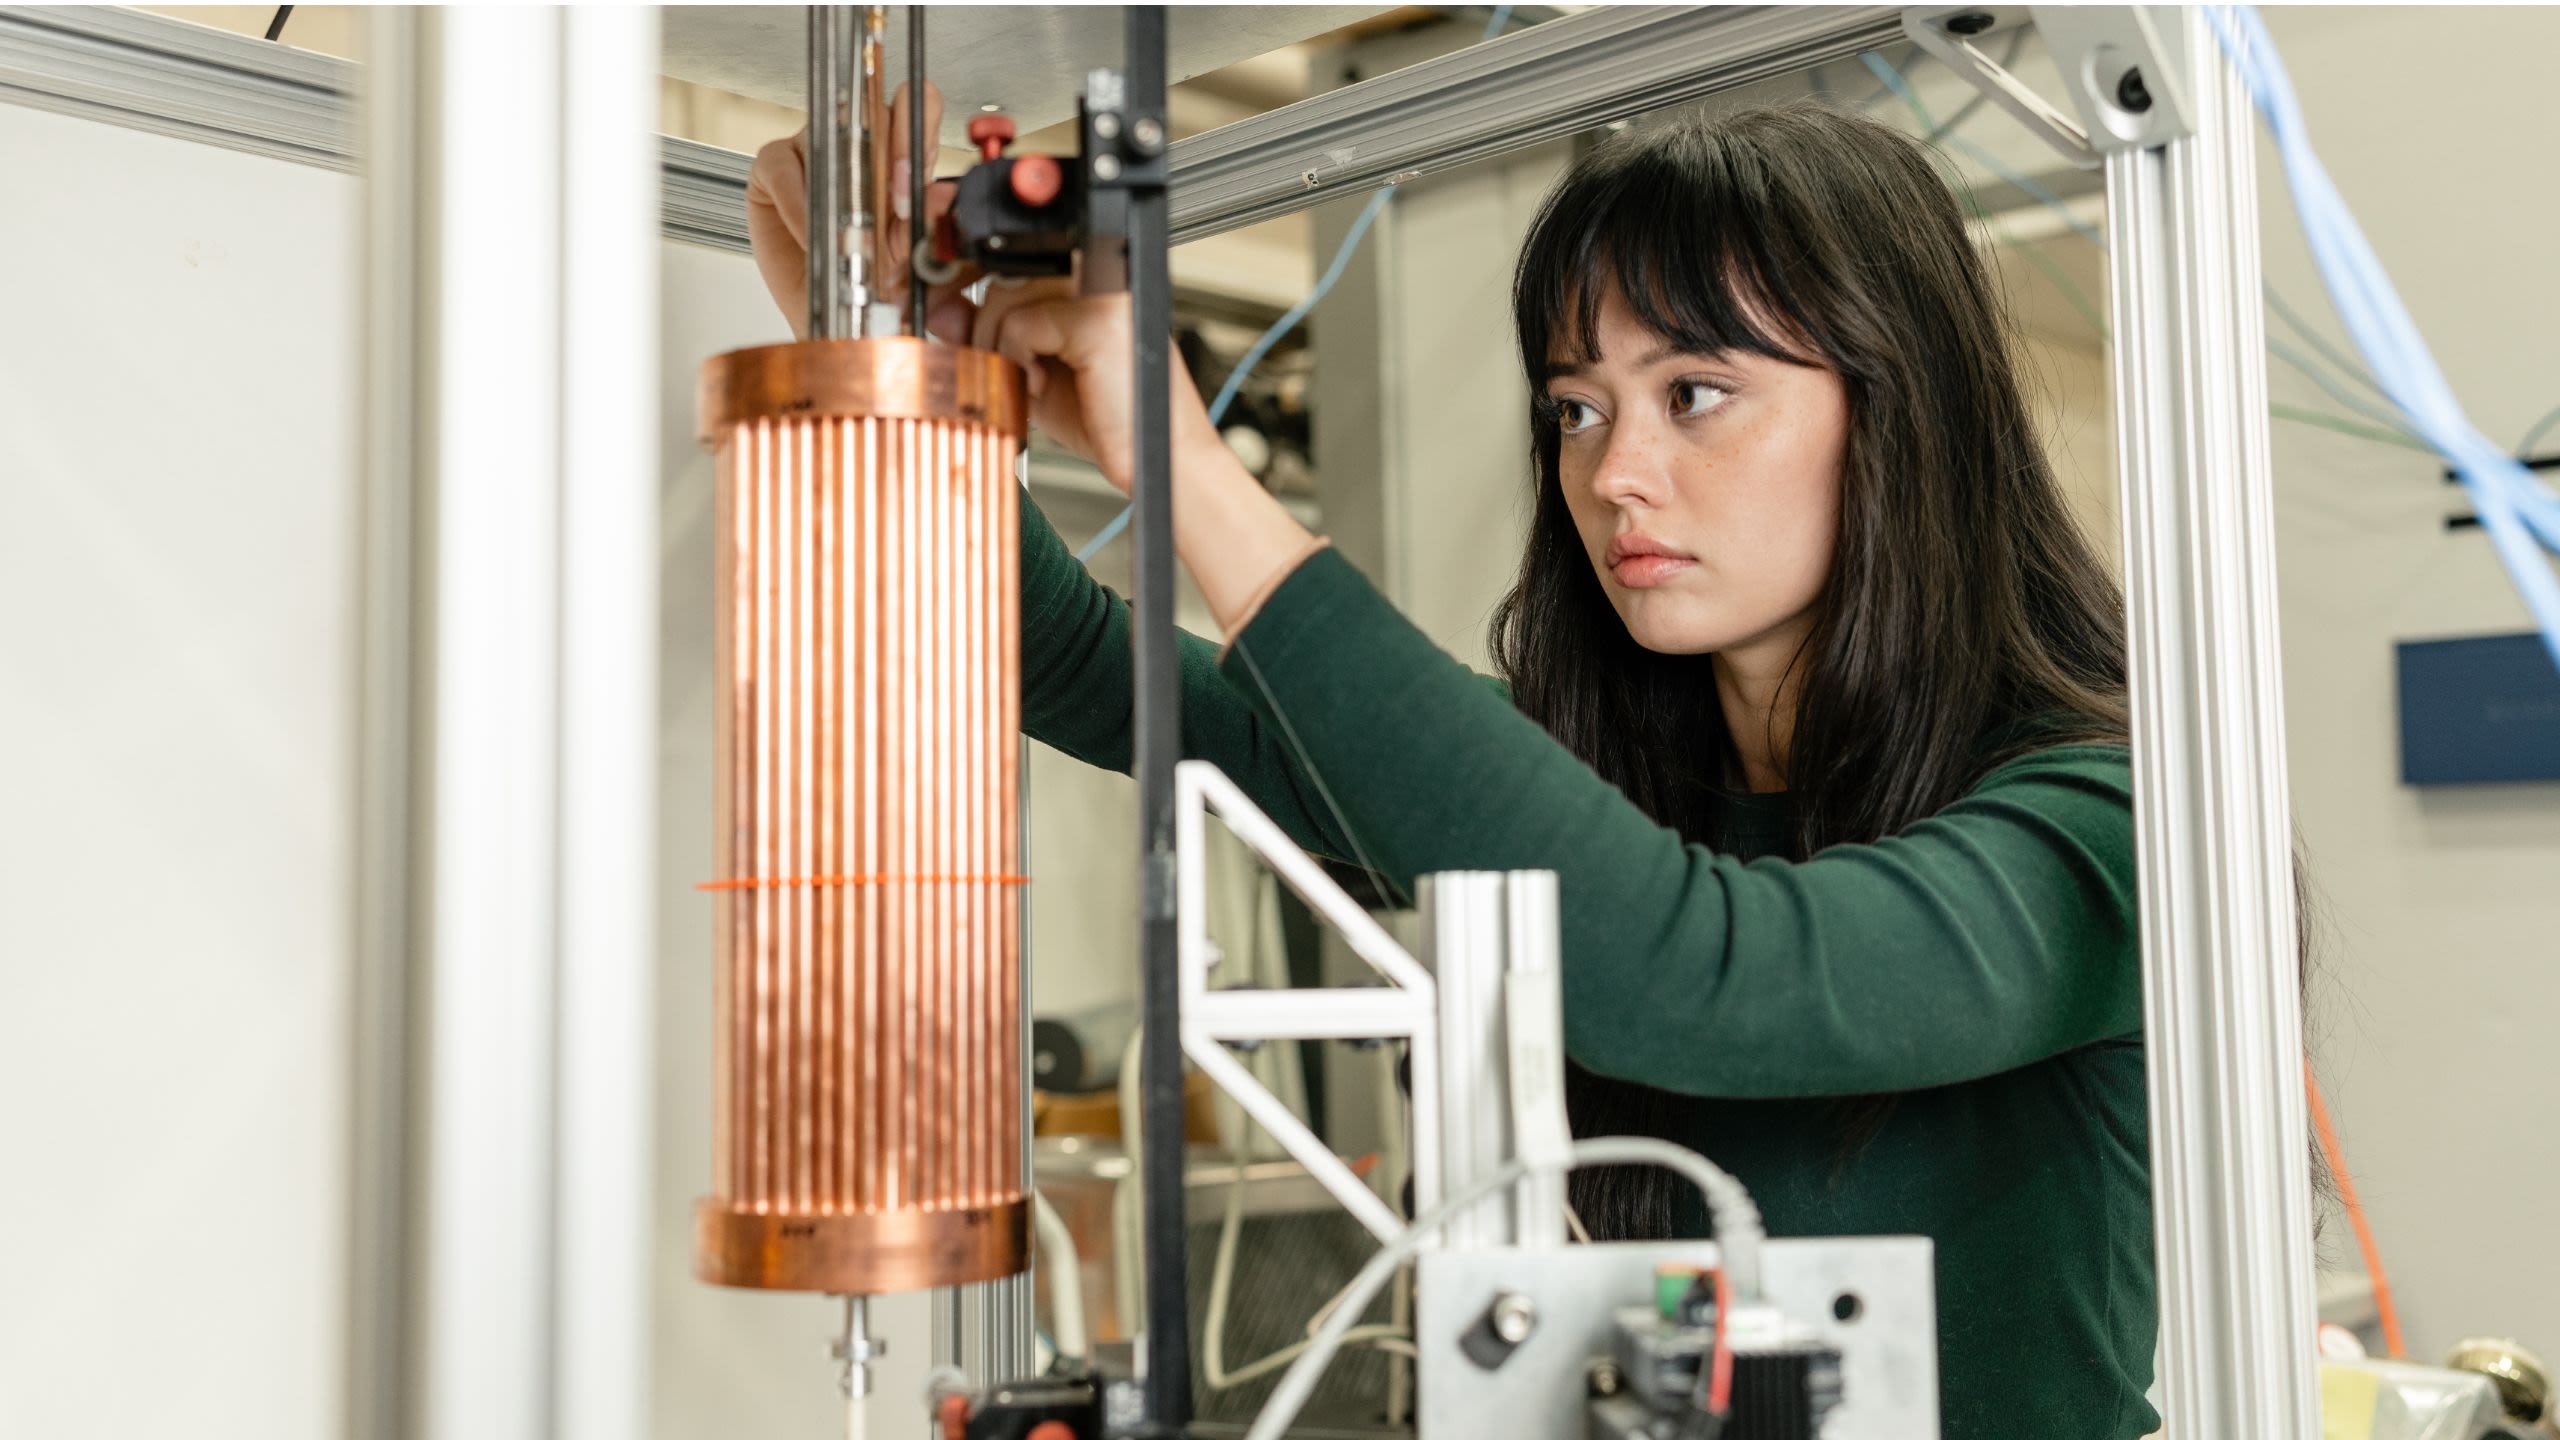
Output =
[{"x1": 2396, "y1": 633, "x2": 2560, "y2": 785}]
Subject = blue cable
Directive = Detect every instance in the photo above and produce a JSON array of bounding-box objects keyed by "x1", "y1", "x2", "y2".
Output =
[
  {"x1": 1074, "y1": 4, "x2": 1514, "y2": 564},
  {"x1": 1865, "y1": 44, "x2": 2419, "y2": 444},
  {"x1": 1072, "y1": 187, "x2": 1391, "y2": 562},
  {"x1": 2207, "y1": 5, "x2": 2560, "y2": 671}
]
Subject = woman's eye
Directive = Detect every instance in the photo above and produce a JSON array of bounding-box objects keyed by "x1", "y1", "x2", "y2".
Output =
[
  {"x1": 1555, "y1": 399, "x2": 1603, "y2": 434},
  {"x1": 1670, "y1": 379, "x2": 1728, "y2": 418}
]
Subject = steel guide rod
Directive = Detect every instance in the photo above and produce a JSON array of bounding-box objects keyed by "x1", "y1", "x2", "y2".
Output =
[
  {"x1": 805, "y1": 6, "x2": 852, "y2": 338},
  {"x1": 2104, "y1": 10, "x2": 2320, "y2": 1433},
  {"x1": 1118, "y1": 5, "x2": 1191, "y2": 1431}
]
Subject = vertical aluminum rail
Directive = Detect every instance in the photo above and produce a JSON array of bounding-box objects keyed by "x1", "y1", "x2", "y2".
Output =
[
  {"x1": 358, "y1": 9, "x2": 662, "y2": 1440},
  {"x1": 1420, "y1": 873, "x2": 1566, "y2": 1252},
  {"x1": 2105, "y1": 10, "x2": 2320, "y2": 1436}
]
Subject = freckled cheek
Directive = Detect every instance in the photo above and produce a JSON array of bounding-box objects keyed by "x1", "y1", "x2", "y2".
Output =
[{"x1": 1682, "y1": 431, "x2": 1839, "y2": 598}]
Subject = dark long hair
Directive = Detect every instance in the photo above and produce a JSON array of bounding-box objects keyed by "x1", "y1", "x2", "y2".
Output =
[{"x1": 1488, "y1": 103, "x2": 2131, "y2": 1236}]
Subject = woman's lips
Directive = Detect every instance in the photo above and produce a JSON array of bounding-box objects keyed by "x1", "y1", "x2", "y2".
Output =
[
  {"x1": 1610, "y1": 554, "x2": 1695, "y2": 588},
  {"x1": 1605, "y1": 534, "x2": 1697, "y2": 589}
]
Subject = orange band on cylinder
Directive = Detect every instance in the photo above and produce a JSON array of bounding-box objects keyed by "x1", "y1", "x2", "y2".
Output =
[{"x1": 695, "y1": 874, "x2": 1032, "y2": 891}]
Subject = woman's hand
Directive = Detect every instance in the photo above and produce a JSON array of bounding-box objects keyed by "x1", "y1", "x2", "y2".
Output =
[
  {"x1": 744, "y1": 81, "x2": 975, "y2": 342},
  {"x1": 743, "y1": 98, "x2": 1322, "y2": 634},
  {"x1": 971, "y1": 283, "x2": 1230, "y2": 497}
]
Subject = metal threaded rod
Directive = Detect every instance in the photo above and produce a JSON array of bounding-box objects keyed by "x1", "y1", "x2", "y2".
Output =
[
  {"x1": 805, "y1": 7, "x2": 853, "y2": 339},
  {"x1": 906, "y1": 5, "x2": 929, "y2": 339}
]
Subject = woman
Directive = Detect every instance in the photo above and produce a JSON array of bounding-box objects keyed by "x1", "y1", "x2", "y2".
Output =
[{"x1": 749, "y1": 99, "x2": 2153, "y2": 1438}]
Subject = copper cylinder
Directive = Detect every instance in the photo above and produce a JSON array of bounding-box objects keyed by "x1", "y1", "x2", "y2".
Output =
[{"x1": 693, "y1": 336, "x2": 1030, "y2": 1294}]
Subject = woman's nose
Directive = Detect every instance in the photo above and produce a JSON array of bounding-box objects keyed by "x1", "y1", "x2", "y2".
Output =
[{"x1": 1587, "y1": 425, "x2": 1674, "y2": 507}]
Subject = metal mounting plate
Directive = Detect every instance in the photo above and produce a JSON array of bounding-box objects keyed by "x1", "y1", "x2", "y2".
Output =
[
  {"x1": 1414, "y1": 1239, "x2": 1939, "y2": 1440},
  {"x1": 1904, "y1": 4, "x2": 2193, "y2": 169}
]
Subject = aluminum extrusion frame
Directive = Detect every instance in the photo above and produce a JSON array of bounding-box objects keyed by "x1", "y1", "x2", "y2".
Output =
[{"x1": 2102, "y1": 10, "x2": 2321, "y2": 1435}]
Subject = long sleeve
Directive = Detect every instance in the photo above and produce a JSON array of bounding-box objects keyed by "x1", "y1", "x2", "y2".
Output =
[
  {"x1": 1017, "y1": 492, "x2": 1355, "y2": 859},
  {"x1": 1215, "y1": 548, "x2": 2141, "y2": 1100}
]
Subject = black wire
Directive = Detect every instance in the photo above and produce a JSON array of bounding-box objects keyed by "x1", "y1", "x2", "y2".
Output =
[
  {"x1": 263, "y1": 6, "x2": 292, "y2": 42},
  {"x1": 906, "y1": 5, "x2": 928, "y2": 339}
]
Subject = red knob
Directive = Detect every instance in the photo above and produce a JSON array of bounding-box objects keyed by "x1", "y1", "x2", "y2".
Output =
[
  {"x1": 1009, "y1": 153, "x2": 1064, "y2": 208},
  {"x1": 968, "y1": 112, "x2": 1016, "y2": 162},
  {"x1": 1026, "y1": 1424, "x2": 1075, "y2": 1440}
]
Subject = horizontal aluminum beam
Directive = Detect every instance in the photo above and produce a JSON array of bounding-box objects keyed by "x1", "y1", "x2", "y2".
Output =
[
  {"x1": 1167, "y1": 4, "x2": 1904, "y2": 244},
  {"x1": 7, "y1": 5, "x2": 1911, "y2": 254},
  {"x1": 0, "y1": 3, "x2": 350, "y2": 167}
]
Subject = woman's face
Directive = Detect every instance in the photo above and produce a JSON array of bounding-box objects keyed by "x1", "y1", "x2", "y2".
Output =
[{"x1": 1543, "y1": 286, "x2": 1847, "y2": 663}]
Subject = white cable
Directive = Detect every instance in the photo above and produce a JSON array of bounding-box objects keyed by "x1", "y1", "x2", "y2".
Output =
[
  {"x1": 1029, "y1": 1188, "x2": 1088, "y2": 1361},
  {"x1": 1110, "y1": 1024, "x2": 1148, "y2": 1338},
  {"x1": 1201, "y1": 1098, "x2": 1254, "y2": 1388},
  {"x1": 1204, "y1": 1093, "x2": 1413, "y2": 1391},
  {"x1": 1242, "y1": 1136, "x2": 1764, "y2": 1440}
]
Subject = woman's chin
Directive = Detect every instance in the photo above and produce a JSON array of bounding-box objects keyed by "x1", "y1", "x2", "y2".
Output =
[{"x1": 1610, "y1": 596, "x2": 1735, "y2": 658}]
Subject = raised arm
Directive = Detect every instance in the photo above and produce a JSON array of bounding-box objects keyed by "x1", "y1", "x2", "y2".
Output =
[
  {"x1": 1216, "y1": 547, "x2": 2142, "y2": 1100},
  {"x1": 1017, "y1": 492, "x2": 1356, "y2": 860}
]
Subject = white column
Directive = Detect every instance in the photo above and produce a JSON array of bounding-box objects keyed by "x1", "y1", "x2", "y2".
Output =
[
  {"x1": 360, "y1": 9, "x2": 662, "y2": 1439},
  {"x1": 2107, "y1": 11, "x2": 2321, "y2": 1436}
]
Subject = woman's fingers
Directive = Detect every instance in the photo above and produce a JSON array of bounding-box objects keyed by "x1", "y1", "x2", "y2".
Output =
[
  {"x1": 746, "y1": 128, "x2": 811, "y2": 250},
  {"x1": 880, "y1": 81, "x2": 945, "y2": 304},
  {"x1": 927, "y1": 293, "x2": 976, "y2": 346},
  {"x1": 988, "y1": 302, "x2": 1071, "y2": 398},
  {"x1": 884, "y1": 80, "x2": 944, "y2": 225},
  {"x1": 744, "y1": 129, "x2": 813, "y2": 335},
  {"x1": 969, "y1": 276, "x2": 1075, "y2": 351}
]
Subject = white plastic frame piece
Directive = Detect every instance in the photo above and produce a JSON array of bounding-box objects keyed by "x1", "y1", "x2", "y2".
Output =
[{"x1": 1175, "y1": 761, "x2": 1440, "y2": 1245}]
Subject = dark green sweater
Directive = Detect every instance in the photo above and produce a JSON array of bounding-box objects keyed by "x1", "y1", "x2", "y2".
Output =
[{"x1": 1019, "y1": 498, "x2": 2157, "y2": 1439}]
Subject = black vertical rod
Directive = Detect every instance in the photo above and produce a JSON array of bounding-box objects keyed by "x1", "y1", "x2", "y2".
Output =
[
  {"x1": 806, "y1": 6, "x2": 853, "y2": 339},
  {"x1": 1124, "y1": 5, "x2": 1190, "y2": 1431},
  {"x1": 905, "y1": 5, "x2": 929, "y2": 339}
]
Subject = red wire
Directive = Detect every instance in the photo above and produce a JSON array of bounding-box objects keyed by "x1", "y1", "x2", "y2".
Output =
[
  {"x1": 2306, "y1": 1067, "x2": 2406, "y2": 1359},
  {"x1": 1709, "y1": 1266, "x2": 1734, "y2": 1413}
]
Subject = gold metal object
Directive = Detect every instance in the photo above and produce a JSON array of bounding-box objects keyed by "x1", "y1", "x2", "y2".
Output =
[
  {"x1": 693, "y1": 335, "x2": 1030, "y2": 1295},
  {"x1": 2444, "y1": 1337, "x2": 2553, "y2": 1426}
]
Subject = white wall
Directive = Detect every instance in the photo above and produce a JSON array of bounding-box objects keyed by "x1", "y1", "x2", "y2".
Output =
[
  {"x1": 2251, "y1": 6, "x2": 2560, "y2": 1362},
  {"x1": 0, "y1": 105, "x2": 358, "y2": 1439}
]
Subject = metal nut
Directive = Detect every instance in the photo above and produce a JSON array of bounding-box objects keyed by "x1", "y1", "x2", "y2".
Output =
[
  {"x1": 2115, "y1": 67, "x2": 2154, "y2": 114},
  {"x1": 1587, "y1": 1358, "x2": 1623, "y2": 1396},
  {"x1": 1093, "y1": 154, "x2": 1123, "y2": 182},
  {"x1": 1489, "y1": 1292, "x2": 1538, "y2": 1345}
]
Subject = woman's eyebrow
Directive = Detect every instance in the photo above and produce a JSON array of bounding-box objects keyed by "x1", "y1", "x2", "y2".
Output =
[{"x1": 1542, "y1": 342, "x2": 1722, "y2": 380}]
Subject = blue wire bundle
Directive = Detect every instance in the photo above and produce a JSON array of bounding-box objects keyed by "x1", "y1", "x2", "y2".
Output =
[{"x1": 2208, "y1": 6, "x2": 2560, "y2": 672}]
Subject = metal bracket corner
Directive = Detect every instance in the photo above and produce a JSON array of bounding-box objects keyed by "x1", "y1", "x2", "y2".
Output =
[{"x1": 1902, "y1": 4, "x2": 2194, "y2": 170}]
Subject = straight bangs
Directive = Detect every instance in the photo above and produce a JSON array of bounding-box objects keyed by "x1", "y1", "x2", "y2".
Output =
[{"x1": 1514, "y1": 123, "x2": 1821, "y2": 394}]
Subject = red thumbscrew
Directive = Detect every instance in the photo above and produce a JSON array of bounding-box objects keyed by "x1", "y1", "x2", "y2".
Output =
[
  {"x1": 968, "y1": 112, "x2": 1016, "y2": 162},
  {"x1": 1009, "y1": 153, "x2": 1064, "y2": 208}
]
